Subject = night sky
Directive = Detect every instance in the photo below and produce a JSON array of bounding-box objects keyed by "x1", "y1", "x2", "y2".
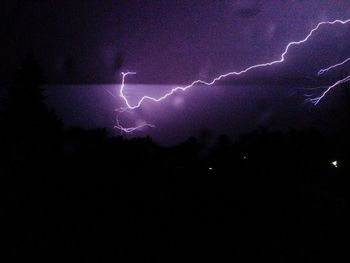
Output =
[
  {"x1": 2, "y1": 0, "x2": 350, "y2": 84},
  {"x1": 2, "y1": 0, "x2": 350, "y2": 143},
  {"x1": 4, "y1": 2, "x2": 350, "y2": 260}
]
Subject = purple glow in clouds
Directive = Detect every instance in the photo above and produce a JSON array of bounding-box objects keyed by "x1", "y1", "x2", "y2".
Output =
[{"x1": 115, "y1": 18, "x2": 350, "y2": 133}]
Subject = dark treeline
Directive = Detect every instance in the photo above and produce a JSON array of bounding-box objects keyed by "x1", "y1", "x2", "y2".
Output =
[{"x1": 2, "y1": 57, "x2": 350, "y2": 262}]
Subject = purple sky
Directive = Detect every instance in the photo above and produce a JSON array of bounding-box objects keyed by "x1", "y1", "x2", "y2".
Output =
[
  {"x1": 2, "y1": 1, "x2": 350, "y2": 143},
  {"x1": 1, "y1": 0, "x2": 350, "y2": 84}
]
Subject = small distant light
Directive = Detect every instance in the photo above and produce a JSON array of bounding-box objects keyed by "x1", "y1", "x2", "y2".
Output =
[
  {"x1": 243, "y1": 156, "x2": 247, "y2": 160},
  {"x1": 332, "y1": 160, "x2": 338, "y2": 168},
  {"x1": 209, "y1": 167, "x2": 213, "y2": 171}
]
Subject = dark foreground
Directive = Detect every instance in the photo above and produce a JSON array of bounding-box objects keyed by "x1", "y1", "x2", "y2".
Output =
[
  {"x1": 3, "y1": 127, "x2": 350, "y2": 262},
  {"x1": 2, "y1": 58, "x2": 350, "y2": 262}
]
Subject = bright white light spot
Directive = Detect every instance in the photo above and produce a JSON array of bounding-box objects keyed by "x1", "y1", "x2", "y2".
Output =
[
  {"x1": 243, "y1": 156, "x2": 247, "y2": 160},
  {"x1": 209, "y1": 167, "x2": 213, "y2": 171},
  {"x1": 332, "y1": 160, "x2": 338, "y2": 168}
]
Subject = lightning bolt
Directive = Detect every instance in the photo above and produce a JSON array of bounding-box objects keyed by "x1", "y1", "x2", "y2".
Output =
[
  {"x1": 318, "y1": 57, "x2": 350, "y2": 75},
  {"x1": 114, "y1": 115, "x2": 155, "y2": 133},
  {"x1": 306, "y1": 56, "x2": 350, "y2": 105},
  {"x1": 306, "y1": 75, "x2": 350, "y2": 105},
  {"x1": 116, "y1": 18, "x2": 350, "y2": 132}
]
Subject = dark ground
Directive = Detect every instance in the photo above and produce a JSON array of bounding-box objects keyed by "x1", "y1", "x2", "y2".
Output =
[{"x1": 2, "y1": 57, "x2": 350, "y2": 262}]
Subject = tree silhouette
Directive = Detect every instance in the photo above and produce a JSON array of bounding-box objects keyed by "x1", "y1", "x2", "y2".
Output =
[
  {"x1": 1, "y1": 55, "x2": 62, "y2": 175},
  {"x1": 3, "y1": 55, "x2": 61, "y2": 140}
]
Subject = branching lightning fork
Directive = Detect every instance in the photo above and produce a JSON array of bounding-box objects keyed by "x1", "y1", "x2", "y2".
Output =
[
  {"x1": 318, "y1": 57, "x2": 350, "y2": 75},
  {"x1": 115, "y1": 18, "x2": 350, "y2": 132}
]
